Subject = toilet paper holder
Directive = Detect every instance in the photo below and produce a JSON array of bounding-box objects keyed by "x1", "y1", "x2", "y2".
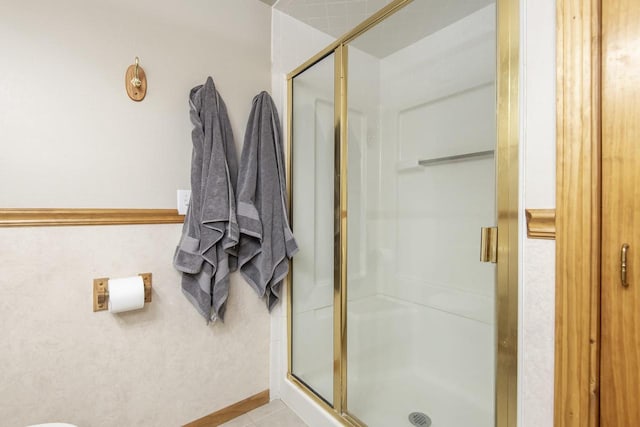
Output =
[{"x1": 93, "y1": 273, "x2": 152, "y2": 312}]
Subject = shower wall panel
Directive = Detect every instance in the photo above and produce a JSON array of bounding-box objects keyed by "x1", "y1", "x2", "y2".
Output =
[
  {"x1": 346, "y1": 45, "x2": 382, "y2": 301},
  {"x1": 377, "y1": 0, "x2": 496, "y2": 401}
]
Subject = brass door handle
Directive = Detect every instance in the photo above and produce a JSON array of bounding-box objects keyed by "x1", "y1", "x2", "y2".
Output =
[
  {"x1": 621, "y1": 243, "x2": 630, "y2": 287},
  {"x1": 480, "y1": 227, "x2": 498, "y2": 263}
]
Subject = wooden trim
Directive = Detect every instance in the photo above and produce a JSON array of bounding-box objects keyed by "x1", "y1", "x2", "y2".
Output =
[
  {"x1": 525, "y1": 209, "x2": 556, "y2": 239},
  {"x1": 0, "y1": 208, "x2": 185, "y2": 227},
  {"x1": 555, "y1": 0, "x2": 602, "y2": 426},
  {"x1": 183, "y1": 390, "x2": 270, "y2": 427}
]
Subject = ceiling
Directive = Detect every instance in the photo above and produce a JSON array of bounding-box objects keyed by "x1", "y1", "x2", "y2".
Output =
[
  {"x1": 272, "y1": 0, "x2": 394, "y2": 38},
  {"x1": 349, "y1": 0, "x2": 494, "y2": 57},
  {"x1": 266, "y1": 0, "x2": 494, "y2": 58}
]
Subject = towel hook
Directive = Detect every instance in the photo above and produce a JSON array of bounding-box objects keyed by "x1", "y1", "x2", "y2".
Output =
[
  {"x1": 125, "y1": 56, "x2": 147, "y2": 101},
  {"x1": 131, "y1": 57, "x2": 142, "y2": 88}
]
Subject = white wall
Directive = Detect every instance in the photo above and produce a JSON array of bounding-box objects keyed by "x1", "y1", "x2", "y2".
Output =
[
  {"x1": 0, "y1": 1, "x2": 274, "y2": 426},
  {"x1": 519, "y1": 0, "x2": 556, "y2": 426},
  {"x1": 0, "y1": 0, "x2": 269, "y2": 208},
  {"x1": 377, "y1": 3, "x2": 496, "y2": 325},
  {"x1": 346, "y1": 46, "x2": 381, "y2": 302}
]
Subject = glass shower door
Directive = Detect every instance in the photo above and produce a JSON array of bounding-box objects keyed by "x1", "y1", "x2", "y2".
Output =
[
  {"x1": 290, "y1": 53, "x2": 335, "y2": 405},
  {"x1": 287, "y1": 0, "x2": 518, "y2": 424},
  {"x1": 345, "y1": 1, "x2": 498, "y2": 426}
]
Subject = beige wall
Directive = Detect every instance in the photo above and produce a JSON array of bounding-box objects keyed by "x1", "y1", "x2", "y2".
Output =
[
  {"x1": 0, "y1": 0, "x2": 270, "y2": 208},
  {"x1": 0, "y1": 1, "x2": 273, "y2": 426},
  {"x1": 0, "y1": 226, "x2": 270, "y2": 426}
]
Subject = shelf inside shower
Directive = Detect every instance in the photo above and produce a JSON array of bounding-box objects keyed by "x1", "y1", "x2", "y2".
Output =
[{"x1": 396, "y1": 150, "x2": 495, "y2": 172}]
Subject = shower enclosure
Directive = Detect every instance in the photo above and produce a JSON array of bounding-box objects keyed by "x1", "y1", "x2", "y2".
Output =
[{"x1": 286, "y1": 1, "x2": 518, "y2": 426}]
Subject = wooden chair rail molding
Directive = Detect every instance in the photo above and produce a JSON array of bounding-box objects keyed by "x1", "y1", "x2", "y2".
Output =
[
  {"x1": 0, "y1": 208, "x2": 185, "y2": 227},
  {"x1": 525, "y1": 208, "x2": 556, "y2": 239}
]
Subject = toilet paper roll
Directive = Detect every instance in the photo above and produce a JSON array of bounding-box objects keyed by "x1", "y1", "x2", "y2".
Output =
[{"x1": 108, "y1": 276, "x2": 145, "y2": 313}]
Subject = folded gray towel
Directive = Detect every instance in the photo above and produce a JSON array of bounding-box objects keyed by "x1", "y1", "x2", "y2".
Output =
[
  {"x1": 173, "y1": 77, "x2": 239, "y2": 322},
  {"x1": 237, "y1": 91, "x2": 298, "y2": 310}
]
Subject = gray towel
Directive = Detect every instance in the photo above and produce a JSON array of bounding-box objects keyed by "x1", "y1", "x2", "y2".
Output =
[
  {"x1": 237, "y1": 92, "x2": 298, "y2": 310},
  {"x1": 173, "y1": 77, "x2": 239, "y2": 322}
]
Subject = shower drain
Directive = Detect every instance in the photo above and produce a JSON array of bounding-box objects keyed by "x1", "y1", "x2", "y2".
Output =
[{"x1": 408, "y1": 412, "x2": 432, "y2": 427}]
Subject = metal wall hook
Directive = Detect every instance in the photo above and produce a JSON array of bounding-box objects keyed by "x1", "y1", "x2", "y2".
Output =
[
  {"x1": 125, "y1": 56, "x2": 147, "y2": 101},
  {"x1": 131, "y1": 56, "x2": 142, "y2": 88}
]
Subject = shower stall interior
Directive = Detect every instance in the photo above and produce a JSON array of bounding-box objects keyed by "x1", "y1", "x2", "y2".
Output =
[{"x1": 286, "y1": 1, "x2": 519, "y2": 426}]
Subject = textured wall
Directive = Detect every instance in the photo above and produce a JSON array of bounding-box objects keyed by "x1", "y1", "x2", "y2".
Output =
[{"x1": 0, "y1": 225, "x2": 271, "y2": 426}]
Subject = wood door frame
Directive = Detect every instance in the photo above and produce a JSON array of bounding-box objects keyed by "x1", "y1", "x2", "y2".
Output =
[{"x1": 555, "y1": 0, "x2": 602, "y2": 426}]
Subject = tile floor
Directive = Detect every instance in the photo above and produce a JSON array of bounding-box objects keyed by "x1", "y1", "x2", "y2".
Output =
[{"x1": 220, "y1": 399, "x2": 309, "y2": 427}]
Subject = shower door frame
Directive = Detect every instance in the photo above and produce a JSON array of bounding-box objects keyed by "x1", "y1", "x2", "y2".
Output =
[{"x1": 285, "y1": 0, "x2": 520, "y2": 425}]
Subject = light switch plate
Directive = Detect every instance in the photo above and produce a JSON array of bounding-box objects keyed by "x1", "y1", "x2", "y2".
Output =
[{"x1": 177, "y1": 190, "x2": 191, "y2": 215}]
